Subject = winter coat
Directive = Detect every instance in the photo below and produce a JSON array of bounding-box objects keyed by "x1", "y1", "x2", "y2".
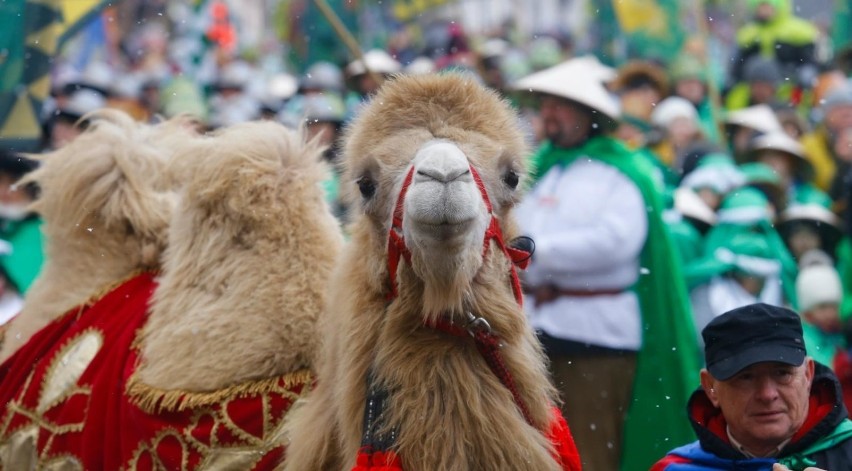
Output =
[{"x1": 651, "y1": 363, "x2": 852, "y2": 470}]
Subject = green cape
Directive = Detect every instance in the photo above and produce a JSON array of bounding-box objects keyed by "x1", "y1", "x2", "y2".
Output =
[
  {"x1": 532, "y1": 137, "x2": 701, "y2": 471},
  {"x1": 0, "y1": 216, "x2": 44, "y2": 294}
]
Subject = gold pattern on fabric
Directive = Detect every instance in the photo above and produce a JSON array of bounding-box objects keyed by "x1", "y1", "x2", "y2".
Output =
[
  {"x1": 41, "y1": 454, "x2": 84, "y2": 471},
  {"x1": 0, "y1": 424, "x2": 38, "y2": 470},
  {"x1": 38, "y1": 330, "x2": 103, "y2": 413},
  {"x1": 127, "y1": 429, "x2": 191, "y2": 471},
  {"x1": 124, "y1": 374, "x2": 313, "y2": 471}
]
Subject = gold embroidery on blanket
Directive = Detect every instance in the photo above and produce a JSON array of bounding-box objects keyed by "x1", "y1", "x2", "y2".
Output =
[
  {"x1": 0, "y1": 424, "x2": 38, "y2": 470},
  {"x1": 38, "y1": 329, "x2": 103, "y2": 413},
  {"x1": 127, "y1": 429, "x2": 191, "y2": 471},
  {"x1": 124, "y1": 375, "x2": 312, "y2": 471},
  {"x1": 41, "y1": 453, "x2": 84, "y2": 471}
]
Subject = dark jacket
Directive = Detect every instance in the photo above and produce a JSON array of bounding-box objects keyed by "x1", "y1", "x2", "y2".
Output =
[{"x1": 651, "y1": 363, "x2": 852, "y2": 470}]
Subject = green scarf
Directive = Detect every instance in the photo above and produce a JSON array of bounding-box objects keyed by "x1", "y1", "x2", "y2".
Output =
[
  {"x1": 531, "y1": 137, "x2": 702, "y2": 471},
  {"x1": 777, "y1": 420, "x2": 852, "y2": 470}
]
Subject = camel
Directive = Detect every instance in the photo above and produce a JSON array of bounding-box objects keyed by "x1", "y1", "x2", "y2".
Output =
[
  {"x1": 282, "y1": 74, "x2": 580, "y2": 471},
  {"x1": 0, "y1": 118, "x2": 343, "y2": 470},
  {"x1": 0, "y1": 110, "x2": 189, "y2": 361}
]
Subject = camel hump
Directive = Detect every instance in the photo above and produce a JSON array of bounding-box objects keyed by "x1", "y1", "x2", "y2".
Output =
[{"x1": 135, "y1": 121, "x2": 343, "y2": 395}]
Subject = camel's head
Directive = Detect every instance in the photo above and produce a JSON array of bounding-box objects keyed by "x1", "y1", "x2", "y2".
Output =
[
  {"x1": 343, "y1": 73, "x2": 528, "y2": 314},
  {"x1": 23, "y1": 110, "x2": 193, "y2": 267}
]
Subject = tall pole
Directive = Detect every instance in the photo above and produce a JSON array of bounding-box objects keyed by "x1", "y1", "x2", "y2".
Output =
[
  {"x1": 311, "y1": 0, "x2": 383, "y2": 86},
  {"x1": 692, "y1": 0, "x2": 727, "y2": 147}
]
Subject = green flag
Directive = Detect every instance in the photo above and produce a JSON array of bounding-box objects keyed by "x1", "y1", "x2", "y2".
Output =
[{"x1": 0, "y1": 0, "x2": 114, "y2": 152}]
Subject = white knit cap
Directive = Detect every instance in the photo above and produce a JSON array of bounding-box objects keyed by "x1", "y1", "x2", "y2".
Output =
[
  {"x1": 651, "y1": 96, "x2": 698, "y2": 127},
  {"x1": 796, "y1": 263, "x2": 842, "y2": 313}
]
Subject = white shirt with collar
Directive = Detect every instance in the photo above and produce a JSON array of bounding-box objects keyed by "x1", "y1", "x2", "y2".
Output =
[
  {"x1": 727, "y1": 427, "x2": 789, "y2": 458},
  {"x1": 516, "y1": 157, "x2": 648, "y2": 351}
]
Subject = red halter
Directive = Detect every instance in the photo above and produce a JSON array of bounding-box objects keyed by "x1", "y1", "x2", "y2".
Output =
[
  {"x1": 384, "y1": 162, "x2": 535, "y2": 426},
  {"x1": 385, "y1": 164, "x2": 529, "y2": 304}
]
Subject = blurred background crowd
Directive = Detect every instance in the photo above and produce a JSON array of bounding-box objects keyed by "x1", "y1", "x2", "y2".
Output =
[{"x1": 4, "y1": 0, "x2": 852, "y2": 468}]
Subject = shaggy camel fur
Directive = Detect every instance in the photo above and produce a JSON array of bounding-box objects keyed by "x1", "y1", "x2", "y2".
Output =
[
  {"x1": 0, "y1": 111, "x2": 191, "y2": 362},
  {"x1": 133, "y1": 121, "x2": 343, "y2": 392},
  {"x1": 283, "y1": 74, "x2": 565, "y2": 470}
]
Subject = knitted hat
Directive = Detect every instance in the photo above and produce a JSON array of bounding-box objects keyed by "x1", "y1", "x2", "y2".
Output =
[
  {"x1": 651, "y1": 96, "x2": 699, "y2": 128},
  {"x1": 743, "y1": 56, "x2": 782, "y2": 85},
  {"x1": 796, "y1": 259, "x2": 842, "y2": 312},
  {"x1": 821, "y1": 82, "x2": 852, "y2": 116}
]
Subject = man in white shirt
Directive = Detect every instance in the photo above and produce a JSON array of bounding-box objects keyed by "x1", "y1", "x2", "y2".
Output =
[{"x1": 514, "y1": 59, "x2": 700, "y2": 471}]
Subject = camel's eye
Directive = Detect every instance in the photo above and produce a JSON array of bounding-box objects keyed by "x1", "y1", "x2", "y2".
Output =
[
  {"x1": 503, "y1": 169, "x2": 520, "y2": 190},
  {"x1": 357, "y1": 176, "x2": 376, "y2": 199}
]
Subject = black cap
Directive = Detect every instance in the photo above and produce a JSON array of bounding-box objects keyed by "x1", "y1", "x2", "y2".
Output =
[{"x1": 703, "y1": 303, "x2": 806, "y2": 380}]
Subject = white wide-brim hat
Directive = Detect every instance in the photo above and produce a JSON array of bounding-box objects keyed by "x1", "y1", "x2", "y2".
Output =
[
  {"x1": 725, "y1": 104, "x2": 784, "y2": 135},
  {"x1": 749, "y1": 131, "x2": 806, "y2": 159},
  {"x1": 511, "y1": 57, "x2": 620, "y2": 120},
  {"x1": 749, "y1": 131, "x2": 813, "y2": 178},
  {"x1": 674, "y1": 187, "x2": 717, "y2": 227}
]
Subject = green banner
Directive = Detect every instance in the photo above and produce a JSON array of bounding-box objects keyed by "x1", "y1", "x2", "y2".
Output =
[{"x1": 0, "y1": 0, "x2": 114, "y2": 152}]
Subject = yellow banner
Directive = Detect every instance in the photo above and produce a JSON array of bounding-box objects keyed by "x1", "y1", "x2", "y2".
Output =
[
  {"x1": 612, "y1": 0, "x2": 668, "y2": 35},
  {"x1": 392, "y1": 0, "x2": 452, "y2": 22}
]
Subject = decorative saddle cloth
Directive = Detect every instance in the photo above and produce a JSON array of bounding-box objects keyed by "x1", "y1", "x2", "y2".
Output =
[{"x1": 0, "y1": 272, "x2": 311, "y2": 470}]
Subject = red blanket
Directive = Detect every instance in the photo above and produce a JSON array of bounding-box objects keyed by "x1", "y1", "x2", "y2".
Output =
[{"x1": 0, "y1": 273, "x2": 311, "y2": 470}]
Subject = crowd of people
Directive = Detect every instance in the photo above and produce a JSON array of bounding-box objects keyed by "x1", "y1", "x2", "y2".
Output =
[{"x1": 5, "y1": 0, "x2": 852, "y2": 469}]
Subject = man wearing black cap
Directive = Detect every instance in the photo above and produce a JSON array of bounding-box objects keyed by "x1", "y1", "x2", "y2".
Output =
[{"x1": 652, "y1": 303, "x2": 852, "y2": 470}]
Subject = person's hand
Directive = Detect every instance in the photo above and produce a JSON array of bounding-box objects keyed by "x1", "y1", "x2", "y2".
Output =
[{"x1": 772, "y1": 464, "x2": 826, "y2": 471}]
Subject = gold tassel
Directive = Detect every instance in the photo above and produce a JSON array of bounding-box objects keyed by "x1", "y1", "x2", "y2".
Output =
[{"x1": 125, "y1": 369, "x2": 314, "y2": 414}]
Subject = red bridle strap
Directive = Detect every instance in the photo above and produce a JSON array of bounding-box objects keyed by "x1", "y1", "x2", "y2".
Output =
[
  {"x1": 385, "y1": 164, "x2": 527, "y2": 305},
  {"x1": 383, "y1": 161, "x2": 535, "y2": 427}
]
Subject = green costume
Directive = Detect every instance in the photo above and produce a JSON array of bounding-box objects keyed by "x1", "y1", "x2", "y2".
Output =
[
  {"x1": 532, "y1": 136, "x2": 701, "y2": 471},
  {"x1": 0, "y1": 216, "x2": 44, "y2": 293},
  {"x1": 687, "y1": 188, "x2": 799, "y2": 307}
]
